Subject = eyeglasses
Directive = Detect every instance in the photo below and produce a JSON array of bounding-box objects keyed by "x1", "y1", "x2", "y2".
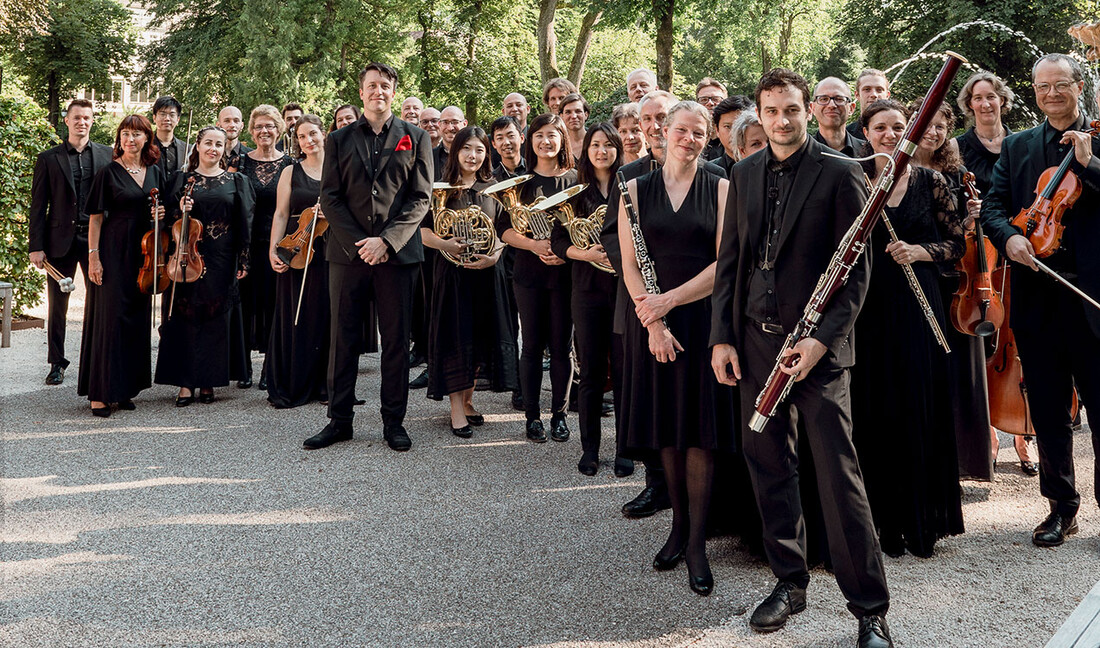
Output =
[
  {"x1": 1032, "y1": 81, "x2": 1077, "y2": 95},
  {"x1": 697, "y1": 96, "x2": 723, "y2": 105},
  {"x1": 254, "y1": 124, "x2": 279, "y2": 131},
  {"x1": 421, "y1": 118, "x2": 440, "y2": 125},
  {"x1": 440, "y1": 119, "x2": 464, "y2": 127},
  {"x1": 813, "y1": 95, "x2": 852, "y2": 106}
]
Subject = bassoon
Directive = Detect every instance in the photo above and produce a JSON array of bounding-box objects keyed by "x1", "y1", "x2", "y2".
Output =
[{"x1": 747, "y1": 51, "x2": 967, "y2": 434}]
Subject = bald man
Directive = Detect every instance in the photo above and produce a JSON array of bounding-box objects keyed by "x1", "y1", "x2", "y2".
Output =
[
  {"x1": 436, "y1": 105, "x2": 467, "y2": 181},
  {"x1": 401, "y1": 97, "x2": 424, "y2": 125},
  {"x1": 503, "y1": 93, "x2": 531, "y2": 132},
  {"x1": 420, "y1": 107, "x2": 442, "y2": 149},
  {"x1": 217, "y1": 106, "x2": 252, "y2": 170},
  {"x1": 811, "y1": 77, "x2": 866, "y2": 157}
]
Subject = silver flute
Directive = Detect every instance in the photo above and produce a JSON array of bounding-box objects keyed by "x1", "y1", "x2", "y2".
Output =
[{"x1": 616, "y1": 170, "x2": 669, "y2": 333}]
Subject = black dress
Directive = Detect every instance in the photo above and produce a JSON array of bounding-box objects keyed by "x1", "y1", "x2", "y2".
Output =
[
  {"x1": 266, "y1": 164, "x2": 330, "y2": 408},
  {"x1": 425, "y1": 183, "x2": 518, "y2": 400},
  {"x1": 239, "y1": 154, "x2": 293, "y2": 354},
  {"x1": 155, "y1": 171, "x2": 255, "y2": 388},
  {"x1": 850, "y1": 166, "x2": 966, "y2": 557},
  {"x1": 619, "y1": 167, "x2": 736, "y2": 454},
  {"x1": 77, "y1": 163, "x2": 163, "y2": 403},
  {"x1": 954, "y1": 127, "x2": 1011, "y2": 195}
]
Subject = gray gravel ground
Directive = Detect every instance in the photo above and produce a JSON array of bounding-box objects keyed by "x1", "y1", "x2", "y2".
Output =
[{"x1": 2, "y1": 282, "x2": 1097, "y2": 647}]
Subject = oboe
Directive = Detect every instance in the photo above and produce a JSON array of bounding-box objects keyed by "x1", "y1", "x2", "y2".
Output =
[
  {"x1": 748, "y1": 51, "x2": 967, "y2": 434},
  {"x1": 616, "y1": 170, "x2": 668, "y2": 333}
]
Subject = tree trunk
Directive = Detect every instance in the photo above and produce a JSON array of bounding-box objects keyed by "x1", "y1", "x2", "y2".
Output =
[
  {"x1": 464, "y1": 0, "x2": 481, "y2": 124},
  {"x1": 652, "y1": 0, "x2": 674, "y2": 91},
  {"x1": 417, "y1": 7, "x2": 434, "y2": 101},
  {"x1": 537, "y1": 0, "x2": 560, "y2": 84},
  {"x1": 47, "y1": 69, "x2": 58, "y2": 128},
  {"x1": 566, "y1": 9, "x2": 602, "y2": 88}
]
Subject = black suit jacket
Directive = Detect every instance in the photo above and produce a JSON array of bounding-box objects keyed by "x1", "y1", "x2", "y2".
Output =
[
  {"x1": 710, "y1": 136, "x2": 871, "y2": 368},
  {"x1": 29, "y1": 141, "x2": 113, "y2": 258},
  {"x1": 321, "y1": 115, "x2": 432, "y2": 266},
  {"x1": 981, "y1": 119, "x2": 1100, "y2": 336}
]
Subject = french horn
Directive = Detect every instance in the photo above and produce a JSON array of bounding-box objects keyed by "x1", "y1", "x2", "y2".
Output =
[
  {"x1": 481, "y1": 174, "x2": 555, "y2": 240},
  {"x1": 534, "y1": 185, "x2": 613, "y2": 274},
  {"x1": 432, "y1": 183, "x2": 499, "y2": 267}
]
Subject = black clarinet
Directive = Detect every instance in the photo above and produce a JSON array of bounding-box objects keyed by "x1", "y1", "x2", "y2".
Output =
[{"x1": 616, "y1": 170, "x2": 669, "y2": 333}]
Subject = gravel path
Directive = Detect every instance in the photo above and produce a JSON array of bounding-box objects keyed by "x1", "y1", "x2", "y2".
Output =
[{"x1": 2, "y1": 282, "x2": 1096, "y2": 647}]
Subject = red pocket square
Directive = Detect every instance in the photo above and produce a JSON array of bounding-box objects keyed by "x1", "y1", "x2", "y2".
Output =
[{"x1": 394, "y1": 135, "x2": 413, "y2": 152}]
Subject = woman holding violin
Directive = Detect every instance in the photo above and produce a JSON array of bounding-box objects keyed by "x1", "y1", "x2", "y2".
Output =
[
  {"x1": 421, "y1": 126, "x2": 517, "y2": 437},
  {"x1": 238, "y1": 105, "x2": 294, "y2": 390},
  {"x1": 981, "y1": 53, "x2": 1100, "y2": 549},
  {"x1": 77, "y1": 115, "x2": 165, "y2": 417},
  {"x1": 155, "y1": 125, "x2": 255, "y2": 406},
  {"x1": 851, "y1": 99, "x2": 965, "y2": 558},
  {"x1": 265, "y1": 114, "x2": 330, "y2": 408}
]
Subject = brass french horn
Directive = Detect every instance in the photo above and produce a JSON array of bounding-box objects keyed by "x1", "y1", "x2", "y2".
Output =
[
  {"x1": 432, "y1": 182, "x2": 499, "y2": 267},
  {"x1": 534, "y1": 186, "x2": 613, "y2": 274},
  {"x1": 481, "y1": 174, "x2": 555, "y2": 240}
]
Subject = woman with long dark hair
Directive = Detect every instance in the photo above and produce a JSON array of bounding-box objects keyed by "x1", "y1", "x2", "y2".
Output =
[
  {"x1": 422, "y1": 126, "x2": 518, "y2": 436},
  {"x1": 550, "y1": 122, "x2": 631, "y2": 476},
  {"x1": 497, "y1": 113, "x2": 576, "y2": 443},
  {"x1": 79, "y1": 114, "x2": 164, "y2": 416}
]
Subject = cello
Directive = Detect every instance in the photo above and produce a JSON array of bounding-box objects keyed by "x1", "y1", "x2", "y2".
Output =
[
  {"x1": 137, "y1": 188, "x2": 171, "y2": 295},
  {"x1": 949, "y1": 172, "x2": 1004, "y2": 336}
]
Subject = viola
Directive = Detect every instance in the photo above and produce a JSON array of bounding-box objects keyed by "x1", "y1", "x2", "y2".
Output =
[
  {"x1": 275, "y1": 202, "x2": 328, "y2": 269},
  {"x1": 138, "y1": 188, "x2": 171, "y2": 295},
  {"x1": 950, "y1": 172, "x2": 1004, "y2": 336},
  {"x1": 1010, "y1": 120, "x2": 1100, "y2": 258},
  {"x1": 166, "y1": 176, "x2": 205, "y2": 283}
]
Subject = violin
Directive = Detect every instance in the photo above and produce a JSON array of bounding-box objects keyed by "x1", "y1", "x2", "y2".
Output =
[
  {"x1": 275, "y1": 201, "x2": 328, "y2": 269},
  {"x1": 986, "y1": 264, "x2": 1079, "y2": 435},
  {"x1": 1010, "y1": 120, "x2": 1100, "y2": 258},
  {"x1": 138, "y1": 188, "x2": 171, "y2": 295},
  {"x1": 950, "y1": 172, "x2": 1004, "y2": 337},
  {"x1": 166, "y1": 176, "x2": 205, "y2": 283}
]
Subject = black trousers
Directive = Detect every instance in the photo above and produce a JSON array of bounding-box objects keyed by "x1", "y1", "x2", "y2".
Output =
[
  {"x1": 410, "y1": 249, "x2": 436, "y2": 355},
  {"x1": 740, "y1": 324, "x2": 889, "y2": 618},
  {"x1": 513, "y1": 281, "x2": 572, "y2": 421},
  {"x1": 327, "y1": 261, "x2": 417, "y2": 428},
  {"x1": 46, "y1": 237, "x2": 91, "y2": 367},
  {"x1": 1015, "y1": 290, "x2": 1100, "y2": 518},
  {"x1": 572, "y1": 288, "x2": 623, "y2": 455}
]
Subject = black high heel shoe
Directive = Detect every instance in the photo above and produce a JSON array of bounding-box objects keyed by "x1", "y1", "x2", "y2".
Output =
[
  {"x1": 117, "y1": 400, "x2": 136, "y2": 411},
  {"x1": 653, "y1": 547, "x2": 685, "y2": 571},
  {"x1": 91, "y1": 405, "x2": 111, "y2": 418},
  {"x1": 466, "y1": 413, "x2": 485, "y2": 426},
  {"x1": 451, "y1": 424, "x2": 472, "y2": 438},
  {"x1": 689, "y1": 569, "x2": 714, "y2": 596},
  {"x1": 176, "y1": 390, "x2": 196, "y2": 407},
  {"x1": 198, "y1": 389, "x2": 215, "y2": 404}
]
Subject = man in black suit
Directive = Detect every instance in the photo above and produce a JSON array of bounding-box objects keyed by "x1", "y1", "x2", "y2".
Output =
[
  {"x1": 217, "y1": 106, "x2": 252, "y2": 171},
  {"x1": 599, "y1": 89, "x2": 727, "y2": 517},
  {"x1": 304, "y1": 62, "x2": 432, "y2": 452},
  {"x1": 152, "y1": 96, "x2": 188, "y2": 175},
  {"x1": 982, "y1": 53, "x2": 1100, "y2": 548},
  {"x1": 28, "y1": 99, "x2": 113, "y2": 385},
  {"x1": 710, "y1": 69, "x2": 892, "y2": 648},
  {"x1": 810, "y1": 77, "x2": 866, "y2": 158}
]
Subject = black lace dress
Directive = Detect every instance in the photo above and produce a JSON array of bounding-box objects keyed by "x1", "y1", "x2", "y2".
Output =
[
  {"x1": 239, "y1": 154, "x2": 293, "y2": 354},
  {"x1": 77, "y1": 163, "x2": 164, "y2": 403},
  {"x1": 424, "y1": 183, "x2": 518, "y2": 400},
  {"x1": 155, "y1": 171, "x2": 255, "y2": 388},
  {"x1": 266, "y1": 164, "x2": 330, "y2": 408},
  {"x1": 850, "y1": 166, "x2": 966, "y2": 557}
]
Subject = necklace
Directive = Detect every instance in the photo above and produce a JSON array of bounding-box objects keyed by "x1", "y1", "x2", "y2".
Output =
[{"x1": 121, "y1": 161, "x2": 143, "y2": 175}]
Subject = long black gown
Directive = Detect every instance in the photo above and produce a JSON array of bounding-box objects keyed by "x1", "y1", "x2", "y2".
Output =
[
  {"x1": 425, "y1": 183, "x2": 518, "y2": 400},
  {"x1": 619, "y1": 167, "x2": 736, "y2": 455},
  {"x1": 77, "y1": 162, "x2": 163, "y2": 403},
  {"x1": 850, "y1": 166, "x2": 966, "y2": 557},
  {"x1": 266, "y1": 164, "x2": 330, "y2": 408},
  {"x1": 239, "y1": 154, "x2": 293, "y2": 355},
  {"x1": 155, "y1": 171, "x2": 255, "y2": 388}
]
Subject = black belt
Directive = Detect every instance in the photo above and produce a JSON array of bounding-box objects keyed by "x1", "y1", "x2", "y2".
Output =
[{"x1": 753, "y1": 320, "x2": 784, "y2": 335}]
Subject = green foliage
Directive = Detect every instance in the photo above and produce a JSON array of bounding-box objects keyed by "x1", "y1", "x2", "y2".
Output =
[
  {"x1": 0, "y1": 89, "x2": 56, "y2": 314},
  {"x1": 7, "y1": 0, "x2": 136, "y2": 124}
]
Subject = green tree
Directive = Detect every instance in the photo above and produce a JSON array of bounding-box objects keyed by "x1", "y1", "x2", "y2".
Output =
[{"x1": 8, "y1": 0, "x2": 135, "y2": 126}]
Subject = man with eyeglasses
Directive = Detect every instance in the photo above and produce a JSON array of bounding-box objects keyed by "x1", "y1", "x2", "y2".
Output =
[
  {"x1": 434, "y1": 106, "x2": 467, "y2": 182},
  {"x1": 420, "y1": 107, "x2": 442, "y2": 149},
  {"x1": 847, "y1": 69, "x2": 890, "y2": 139},
  {"x1": 982, "y1": 53, "x2": 1100, "y2": 550},
  {"x1": 697, "y1": 77, "x2": 729, "y2": 160},
  {"x1": 810, "y1": 77, "x2": 866, "y2": 157}
]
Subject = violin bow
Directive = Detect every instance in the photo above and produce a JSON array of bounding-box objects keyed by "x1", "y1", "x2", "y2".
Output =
[
  {"x1": 1030, "y1": 255, "x2": 1100, "y2": 313},
  {"x1": 150, "y1": 188, "x2": 161, "y2": 331},
  {"x1": 293, "y1": 201, "x2": 322, "y2": 326}
]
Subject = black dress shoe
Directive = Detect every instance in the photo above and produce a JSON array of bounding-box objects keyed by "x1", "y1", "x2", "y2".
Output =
[
  {"x1": 237, "y1": 378, "x2": 253, "y2": 389},
  {"x1": 578, "y1": 451, "x2": 598, "y2": 476},
  {"x1": 600, "y1": 401, "x2": 614, "y2": 417},
  {"x1": 550, "y1": 415, "x2": 570, "y2": 442},
  {"x1": 409, "y1": 349, "x2": 426, "y2": 367},
  {"x1": 1032, "y1": 511, "x2": 1078, "y2": 547},
  {"x1": 526, "y1": 419, "x2": 547, "y2": 443},
  {"x1": 622, "y1": 485, "x2": 672, "y2": 518},
  {"x1": 689, "y1": 565, "x2": 714, "y2": 596},
  {"x1": 858, "y1": 615, "x2": 894, "y2": 648},
  {"x1": 91, "y1": 406, "x2": 111, "y2": 418},
  {"x1": 257, "y1": 376, "x2": 267, "y2": 391},
  {"x1": 45, "y1": 364, "x2": 65, "y2": 385},
  {"x1": 511, "y1": 392, "x2": 524, "y2": 411},
  {"x1": 451, "y1": 424, "x2": 472, "y2": 439},
  {"x1": 354, "y1": 398, "x2": 366, "y2": 406},
  {"x1": 750, "y1": 581, "x2": 807, "y2": 633},
  {"x1": 652, "y1": 547, "x2": 684, "y2": 571},
  {"x1": 410, "y1": 369, "x2": 428, "y2": 389},
  {"x1": 303, "y1": 422, "x2": 353, "y2": 450},
  {"x1": 614, "y1": 457, "x2": 635, "y2": 478},
  {"x1": 466, "y1": 414, "x2": 485, "y2": 426},
  {"x1": 383, "y1": 426, "x2": 412, "y2": 451},
  {"x1": 175, "y1": 394, "x2": 196, "y2": 408},
  {"x1": 117, "y1": 400, "x2": 136, "y2": 411},
  {"x1": 1020, "y1": 460, "x2": 1039, "y2": 476},
  {"x1": 198, "y1": 390, "x2": 215, "y2": 404}
]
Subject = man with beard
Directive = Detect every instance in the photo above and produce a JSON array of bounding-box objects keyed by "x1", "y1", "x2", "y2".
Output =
[
  {"x1": 218, "y1": 105, "x2": 253, "y2": 170},
  {"x1": 434, "y1": 106, "x2": 467, "y2": 181},
  {"x1": 559, "y1": 93, "x2": 589, "y2": 163},
  {"x1": 278, "y1": 102, "x2": 303, "y2": 155}
]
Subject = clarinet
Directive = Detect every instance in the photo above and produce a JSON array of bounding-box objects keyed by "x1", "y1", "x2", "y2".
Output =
[
  {"x1": 747, "y1": 51, "x2": 967, "y2": 434},
  {"x1": 617, "y1": 170, "x2": 669, "y2": 333}
]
